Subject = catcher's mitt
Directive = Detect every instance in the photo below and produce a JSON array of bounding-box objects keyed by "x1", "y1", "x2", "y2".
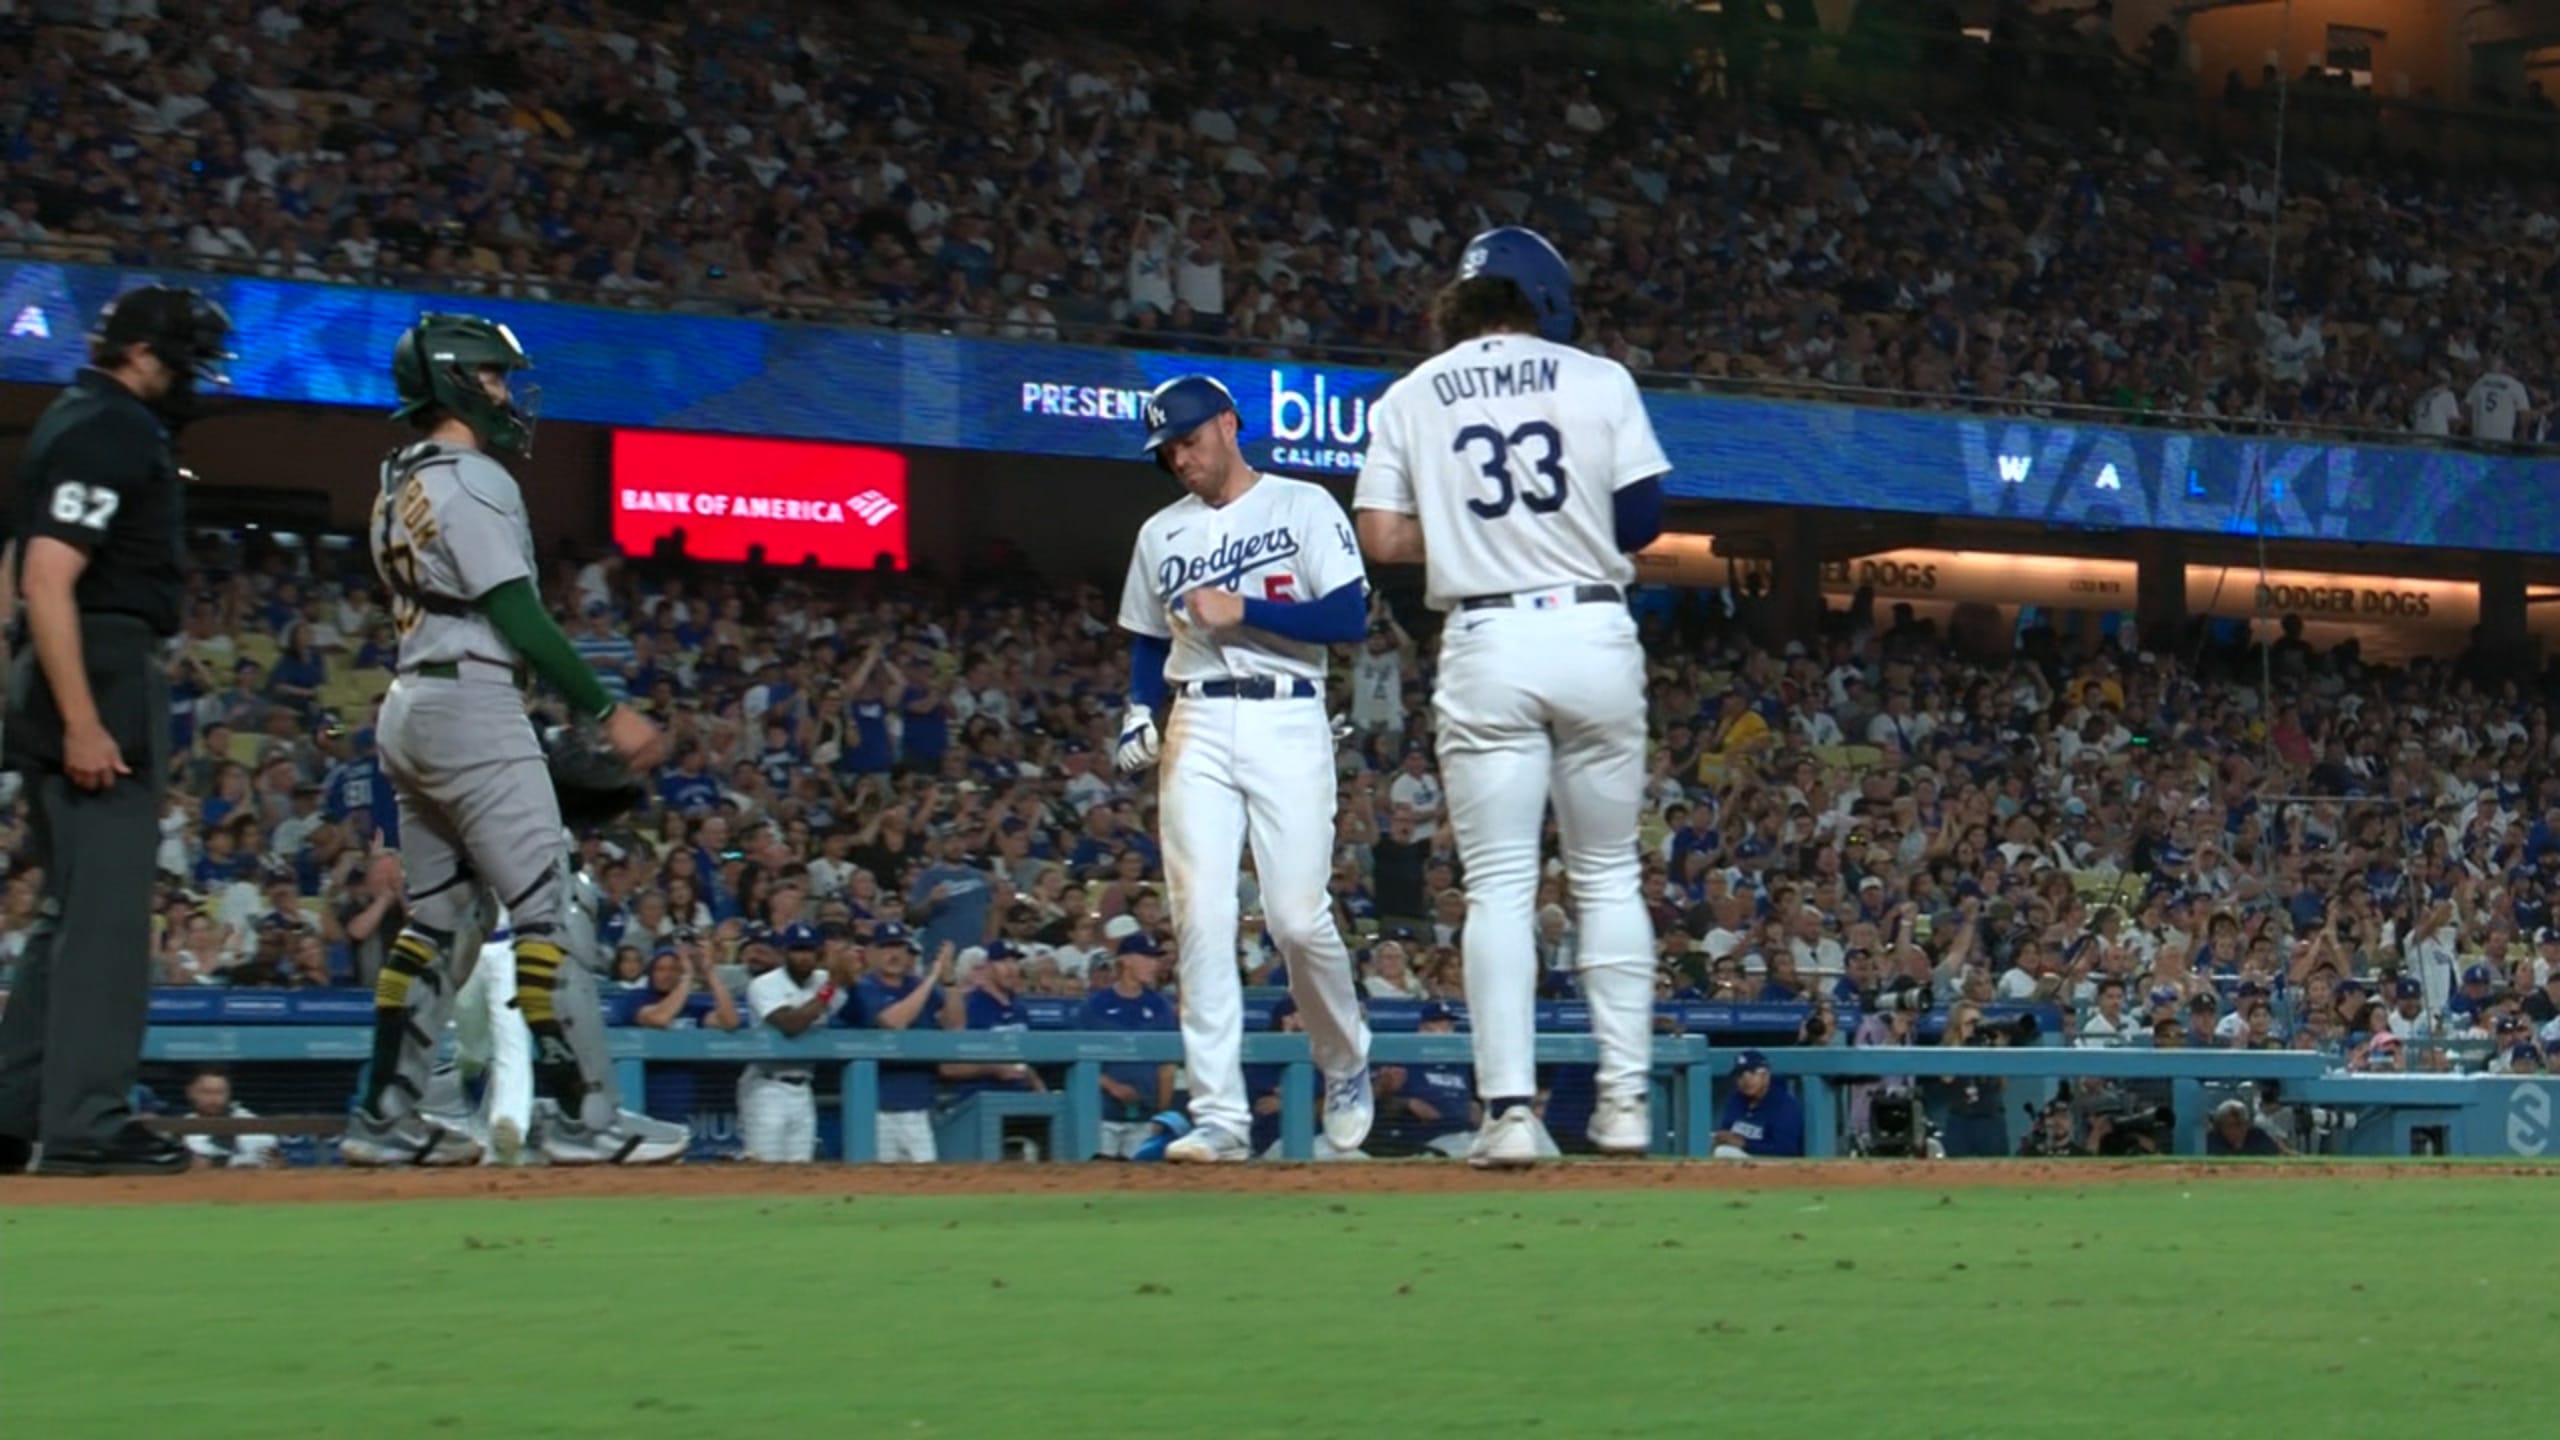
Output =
[{"x1": 543, "y1": 726, "x2": 645, "y2": 827}]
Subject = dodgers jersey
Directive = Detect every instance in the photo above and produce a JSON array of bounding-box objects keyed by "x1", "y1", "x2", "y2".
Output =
[
  {"x1": 1352, "y1": 335, "x2": 1669, "y2": 611},
  {"x1": 2467, "y1": 372, "x2": 2531, "y2": 442},
  {"x1": 368, "y1": 440, "x2": 538, "y2": 666},
  {"x1": 1115, "y1": 472, "x2": 1367, "y2": 683},
  {"x1": 745, "y1": 967, "x2": 836, "y2": 1079}
]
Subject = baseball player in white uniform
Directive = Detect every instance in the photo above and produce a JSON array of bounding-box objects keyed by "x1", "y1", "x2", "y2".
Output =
[
  {"x1": 2466, "y1": 361, "x2": 2533, "y2": 443},
  {"x1": 346, "y1": 312, "x2": 670, "y2": 1167},
  {"x1": 741, "y1": 925, "x2": 840, "y2": 1162},
  {"x1": 432, "y1": 909, "x2": 534, "y2": 1162},
  {"x1": 1352, "y1": 227, "x2": 1671, "y2": 1169},
  {"x1": 1114, "y1": 374, "x2": 1375, "y2": 1162}
]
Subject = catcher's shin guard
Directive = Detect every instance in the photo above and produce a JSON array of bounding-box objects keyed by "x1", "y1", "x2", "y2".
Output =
[
  {"x1": 554, "y1": 950, "x2": 624, "y2": 1130},
  {"x1": 361, "y1": 926, "x2": 461, "y2": 1120}
]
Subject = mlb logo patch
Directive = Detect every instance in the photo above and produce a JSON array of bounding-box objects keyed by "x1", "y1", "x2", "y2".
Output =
[{"x1": 1531, "y1": 594, "x2": 1560, "y2": 610}]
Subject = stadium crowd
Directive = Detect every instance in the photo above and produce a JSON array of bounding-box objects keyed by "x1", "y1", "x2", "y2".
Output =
[
  {"x1": 7, "y1": 534, "x2": 2560, "y2": 1162},
  {"x1": 2, "y1": 0, "x2": 2555, "y2": 441}
]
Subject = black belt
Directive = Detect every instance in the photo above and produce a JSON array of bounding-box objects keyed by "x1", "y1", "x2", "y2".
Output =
[
  {"x1": 82, "y1": 611, "x2": 167, "y2": 634},
  {"x1": 1458, "y1": 584, "x2": 1624, "y2": 612},
  {"x1": 402, "y1": 656, "x2": 530, "y2": 688},
  {"x1": 769, "y1": 1074, "x2": 811, "y2": 1087},
  {"x1": 1179, "y1": 677, "x2": 1316, "y2": 700}
]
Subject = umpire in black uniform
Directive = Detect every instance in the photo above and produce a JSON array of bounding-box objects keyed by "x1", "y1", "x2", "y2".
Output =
[{"x1": 0, "y1": 286, "x2": 233, "y2": 1177}]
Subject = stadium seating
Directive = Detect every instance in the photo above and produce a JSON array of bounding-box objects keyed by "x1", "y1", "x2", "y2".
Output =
[{"x1": 3, "y1": 1, "x2": 2552, "y2": 440}]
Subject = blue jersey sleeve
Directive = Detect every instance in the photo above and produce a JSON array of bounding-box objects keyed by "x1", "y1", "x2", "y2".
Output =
[
  {"x1": 1128, "y1": 632, "x2": 1170, "y2": 709},
  {"x1": 1241, "y1": 579, "x2": 1368, "y2": 645},
  {"x1": 1613, "y1": 475, "x2": 1665, "y2": 553}
]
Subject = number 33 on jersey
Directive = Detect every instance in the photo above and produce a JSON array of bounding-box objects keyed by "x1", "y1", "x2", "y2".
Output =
[{"x1": 1352, "y1": 335, "x2": 1668, "y2": 611}]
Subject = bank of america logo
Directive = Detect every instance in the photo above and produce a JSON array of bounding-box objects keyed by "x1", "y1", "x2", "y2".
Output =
[{"x1": 847, "y1": 490, "x2": 900, "y2": 525}]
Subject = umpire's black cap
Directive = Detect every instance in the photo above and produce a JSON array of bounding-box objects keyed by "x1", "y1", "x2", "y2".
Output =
[{"x1": 93, "y1": 285, "x2": 238, "y2": 385}]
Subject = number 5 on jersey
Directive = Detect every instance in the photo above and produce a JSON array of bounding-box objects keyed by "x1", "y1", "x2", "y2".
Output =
[
  {"x1": 1453, "y1": 421, "x2": 1568, "y2": 520},
  {"x1": 48, "y1": 481, "x2": 120, "y2": 530}
]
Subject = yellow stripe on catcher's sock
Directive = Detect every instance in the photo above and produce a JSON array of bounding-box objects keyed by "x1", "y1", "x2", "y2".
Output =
[
  {"x1": 373, "y1": 933, "x2": 438, "y2": 1009},
  {"x1": 512, "y1": 940, "x2": 564, "y2": 1023},
  {"x1": 511, "y1": 939, "x2": 586, "y2": 1112}
]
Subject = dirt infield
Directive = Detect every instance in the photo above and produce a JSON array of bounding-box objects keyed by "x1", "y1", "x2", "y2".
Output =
[{"x1": 5, "y1": 1157, "x2": 2549, "y2": 1206}]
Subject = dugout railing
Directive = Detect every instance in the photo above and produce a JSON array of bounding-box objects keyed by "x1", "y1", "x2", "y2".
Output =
[{"x1": 138, "y1": 1026, "x2": 2560, "y2": 1163}]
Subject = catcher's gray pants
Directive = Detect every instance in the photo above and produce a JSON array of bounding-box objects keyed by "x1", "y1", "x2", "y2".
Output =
[
  {"x1": 377, "y1": 674, "x2": 565, "y2": 940},
  {"x1": 367, "y1": 673, "x2": 569, "y2": 1120}
]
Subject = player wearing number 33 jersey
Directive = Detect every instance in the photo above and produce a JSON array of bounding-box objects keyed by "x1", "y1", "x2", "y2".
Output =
[
  {"x1": 1112, "y1": 374, "x2": 1376, "y2": 1162},
  {"x1": 1352, "y1": 226, "x2": 1670, "y2": 1169}
]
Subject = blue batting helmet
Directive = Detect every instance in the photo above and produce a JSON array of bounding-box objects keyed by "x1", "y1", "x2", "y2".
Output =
[
  {"x1": 1139, "y1": 374, "x2": 1237, "y2": 455},
  {"x1": 1457, "y1": 226, "x2": 1575, "y2": 344}
]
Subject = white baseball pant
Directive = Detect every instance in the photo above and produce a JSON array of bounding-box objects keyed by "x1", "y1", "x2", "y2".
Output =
[
  {"x1": 874, "y1": 1109, "x2": 937, "y2": 1163},
  {"x1": 1096, "y1": 1120, "x2": 1155, "y2": 1158},
  {"x1": 452, "y1": 938, "x2": 533, "y2": 1143},
  {"x1": 1434, "y1": 600, "x2": 1655, "y2": 1105},
  {"x1": 1159, "y1": 693, "x2": 1371, "y2": 1141},
  {"x1": 738, "y1": 1072, "x2": 817, "y2": 1162}
]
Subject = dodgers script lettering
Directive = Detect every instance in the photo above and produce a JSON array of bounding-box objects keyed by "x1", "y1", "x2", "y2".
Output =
[{"x1": 1157, "y1": 526, "x2": 1301, "y2": 596}]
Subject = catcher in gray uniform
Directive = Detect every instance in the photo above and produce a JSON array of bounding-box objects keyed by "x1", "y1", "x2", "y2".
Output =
[{"x1": 344, "y1": 313, "x2": 670, "y2": 1166}]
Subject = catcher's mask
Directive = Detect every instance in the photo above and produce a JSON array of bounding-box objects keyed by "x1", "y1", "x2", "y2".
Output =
[{"x1": 390, "y1": 312, "x2": 540, "y2": 457}]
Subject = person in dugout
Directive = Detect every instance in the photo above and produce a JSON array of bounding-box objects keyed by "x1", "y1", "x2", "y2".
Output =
[{"x1": 1712, "y1": 1050, "x2": 1805, "y2": 1159}]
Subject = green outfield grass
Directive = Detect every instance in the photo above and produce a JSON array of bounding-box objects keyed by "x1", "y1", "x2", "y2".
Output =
[{"x1": 1, "y1": 1173, "x2": 2545, "y2": 1439}]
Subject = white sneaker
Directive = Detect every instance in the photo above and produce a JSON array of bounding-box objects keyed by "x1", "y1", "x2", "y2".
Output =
[
  {"x1": 1467, "y1": 1107, "x2": 1545, "y2": 1170},
  {"x1": 1164, "y1": 1127, "x2": 1252, "y2": 1163},
  {"x1": 1322, "y1": 1067, "x2": 1375, "y2": 1152},
  {"x1": 538, "y1": 1113, "x2": 690, "y2": 1166},
  {"x1": 1588, "y1": 1095, "x2": 1650, "y2": 1155},
  {"x1": 489, "y1": 1116, "x2": 526, "y2": 1168}
]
